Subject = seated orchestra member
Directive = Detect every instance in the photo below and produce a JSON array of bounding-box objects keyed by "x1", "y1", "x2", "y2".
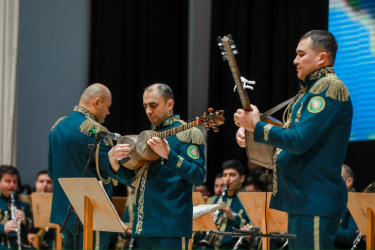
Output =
[
  {"x1": 334, "y1": 164, "x2": 358, "y2": 249},
  {"x1": 194, "y1": 183, "x2": 211, "y2": 200},
  {"x1": 0, "y1": 165, "x2": 33, "y2": 249},
  {"x1": 198, "y1": 159, "x2": 250, "y2": 249},
  {"x1": 27, "y1": 170, "x2": 56, "y2": 249},
  {"x1": 108, "y1": 83, "x2": 206, "y2": 250},
  {"x1": 206, "y1": 173, "x2": 225, "y2": 204}
]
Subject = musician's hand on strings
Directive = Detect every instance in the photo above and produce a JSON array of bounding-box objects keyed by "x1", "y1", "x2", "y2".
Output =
[
  {"x1": 108, "y1": 144, "x2": 131, "y2": 172},
  {"x1": 4, "y1": 220, "x2": 19, "y2": 233},
  {"x1": 233, "y1": 105, "x2": 260, "y2": 132},
  {"x1": 147, "y1": 137, "x2": 170, "y2": 159},
  {"x1": 236, "y1": 127, "x2": 246, "y2": 148},
  {"x1": 14, "y1": 209, "x2": 26, "y2": 225}
]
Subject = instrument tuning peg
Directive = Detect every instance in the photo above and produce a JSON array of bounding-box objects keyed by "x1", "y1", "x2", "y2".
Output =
[
  {"x1": 228, "y1": 34, "x2": 233, "y2": 39},
  {"x1": 203, "y1": 112, "x2": 207, "y2": 117},
  {"x1": 231, "y1": 44, "x2": 237, "y2": 49},
  {"x1": 216, "y1": 36, "x2": 222, "y2": 43},
  {"x1": 219, "y1": 110, "x2": 225, "y2": 114},
  {"x1": 222, "y1": 55, "x2": 228, "y2": 61},
  {"x1": 208, "y1": 107, "x2": 214, "y2": 114},
  {"x1": 233, "y1": 49, "x2": 238, "y2": 55}
]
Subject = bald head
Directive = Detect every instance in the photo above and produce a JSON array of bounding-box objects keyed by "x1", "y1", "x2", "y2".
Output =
[{"x1": 79, "y1": 83, "x2": 112, "y2": 123}]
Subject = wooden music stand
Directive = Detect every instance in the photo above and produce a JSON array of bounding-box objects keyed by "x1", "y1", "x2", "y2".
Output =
[
  {"x1": 189, "y1": 192, "x2": 217, "y2": 249},
  {"x1": 238, "y1": 192, "x2": 288, "y2": 250},
  {"x1": 59, "y1": 178, "x2": 127, "y2": 250},
  {"x1": 31, "y1": 192, "x2": 63, "y2": 249},
  {"x1": 347, "y1": 193, "x2": 375, "y2": 249}
]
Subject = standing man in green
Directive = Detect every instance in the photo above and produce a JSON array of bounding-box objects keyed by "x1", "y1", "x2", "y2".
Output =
[
  {"x1": 234, "y1": 30, "x2": 353, "y2": 249},
  {"x1": 48, "y1": 83, "x2": 114, "y2": 249},
  {"x1": 109, "y1": 83, "x2": 206, "y2": 249}
]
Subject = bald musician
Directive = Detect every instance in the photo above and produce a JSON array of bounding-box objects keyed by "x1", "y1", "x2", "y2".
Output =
[{"x1": 48, "y1": 83, "x2": 114, "y2": 249}]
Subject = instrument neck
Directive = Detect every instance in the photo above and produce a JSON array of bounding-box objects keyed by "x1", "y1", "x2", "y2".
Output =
[{"x1": 156, "y1": 119, "x2": 200, "y2": 139}]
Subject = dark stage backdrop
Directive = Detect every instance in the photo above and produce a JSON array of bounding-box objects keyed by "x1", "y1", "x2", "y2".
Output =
[
  {"x1": 89, "y1": 0, "x2": 189, "y2": 195},
  {"x1": 89, "y1": 0, "x2": 373, "y2": 195}
]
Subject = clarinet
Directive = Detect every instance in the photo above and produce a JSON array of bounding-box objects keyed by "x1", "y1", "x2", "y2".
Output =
[
  {"x1": 200, "y1": 185, "x2": 228, "y2": 247},
  {"x1": 351, "y1": 232, "x2": 364, "y2": 250},
  {"x1": 233, "y1": 236, "x2": 245, "y2": 249},
  {"x1": 10, "y1": 192, "x2": 21, "y2": 250}
]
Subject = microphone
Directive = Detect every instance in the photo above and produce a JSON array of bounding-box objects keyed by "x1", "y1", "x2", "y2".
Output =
[{"x1": 92, "y1": 129, "x2": 122, "y2": 141}]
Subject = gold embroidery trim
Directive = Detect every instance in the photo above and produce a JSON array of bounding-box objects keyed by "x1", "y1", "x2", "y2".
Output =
[
  {"x1": 73, "y1": 105, "x2": 97, "y2": 121},
  {"x1": 162, "y1": 115, "x2": 181, "y2": 127},
  {"x1": 177, "y1": 155, "x2": 184, "y2": 168},
  {"x1": 272, "y1": 148, "x2": 282, "y2": 196},
  {"x1": 308, "y1": 66, "x2": 334, "y2": 81},
  {"x1": 135, "y1": 164, "x2": 150, "y2": 235},
  {"x1": 263, "y1": 124, "x2": 274, "y2": 141},
  {"x1": 295, "y1": 102, "x2": 303, "y2": 123}
]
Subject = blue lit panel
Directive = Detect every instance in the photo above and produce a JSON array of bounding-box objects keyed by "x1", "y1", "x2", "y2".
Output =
[{"x1": 329, "y1": 0, "x2": 375, "y2": 141}]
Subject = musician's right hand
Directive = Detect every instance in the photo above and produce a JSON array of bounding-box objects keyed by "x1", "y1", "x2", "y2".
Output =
[
  {"x1": 4, "y1": 220, "x2": 19, "y2": 234},
  {"x1": 236, "y1": 127, "x2": 246, "y2": 148},
  {"x1": 108, "y1": 144, "x2": 131, "y2": 172},
  {"x1": 15, "y1": 209, "x2": 26, "y2": 225}
]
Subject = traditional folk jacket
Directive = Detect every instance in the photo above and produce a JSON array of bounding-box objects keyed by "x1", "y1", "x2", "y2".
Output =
[
  {"x1": 114, "y1": 114, "x2": 206, "y2": 238},
  {"x1": 254, "y1": 66, "x2": 353, "y2": 218}
]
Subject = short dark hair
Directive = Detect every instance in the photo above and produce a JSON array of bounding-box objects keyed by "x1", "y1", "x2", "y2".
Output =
[
  {"x1": 342, "y1": 164, "x2": 355, "y2": 182},
  {"x1": 215, "y1": 172, "x2": 223, "y2": 179},
  {"x1": 244, "y1": 178, "x2": 265, "y2": 192},
  {"x1": 0, "y1": 165, "x2": 19, "y2": 179},
  {"x1": 222, "y1": 159, "x2": 245, "y2": 176},
  {"x1": 36, "y1": 169, "x2": 49, "y2": 180},
  {"x1": 300, "y1": 30, "x2": 338, "y2": 64},
  {"x1": 144, "y1": 83, "x2": 174, "y2": 101},
  {"x1": 0, "y1": 165, "x2": 21, "y2": 190}
]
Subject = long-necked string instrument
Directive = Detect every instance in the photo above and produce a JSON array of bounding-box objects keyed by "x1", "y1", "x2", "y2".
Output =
[
  {"x1": 118, "y1": 108, "x2": 225, "y2": 170},
  {"x1": 217, "y1": 34, "x2": 282, "y2": 169}
]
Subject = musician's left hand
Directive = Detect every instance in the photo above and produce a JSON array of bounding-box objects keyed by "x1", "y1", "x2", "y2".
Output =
[
  {"x1": 234, "y1": 105, "x2": 260, "y2": 132},
  {"x1": 147, "y1": 137, "x2": 170, "y2": 159},
  {"x1": 15, "y1": 209, "x2": 26, "y2": 225}
]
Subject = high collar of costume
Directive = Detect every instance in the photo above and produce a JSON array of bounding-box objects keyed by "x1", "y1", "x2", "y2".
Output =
[
  {"x1": 0, "y1": 192, "x2": 12, "y2": 202},
  {"x1": 157, "y1": 114, "x2": 181, "y2": 129},
  {"x1": 73, "y1": 105, "x2": 97, "y2": 121},
  {"x1": 299, "y1": 66, "x2": 335, "y2": 90}
]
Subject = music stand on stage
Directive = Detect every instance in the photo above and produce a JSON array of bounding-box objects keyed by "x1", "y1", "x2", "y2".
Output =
[
  {"x1": 31, "y1": 192, "x2": 63, "y2": 249},
  {"x1": 238, "y1": 192, "x2": 288, "y2": 249},
  {"x1": 59, "y1": 178, "x2": 127, "y2": 249},
  {"x1": 348, "y1": 193, "x2": 375, "y2": 249}
]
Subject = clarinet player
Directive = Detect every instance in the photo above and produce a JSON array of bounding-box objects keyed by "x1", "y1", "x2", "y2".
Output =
[{"x1": 0, "y1": 165, "x2": 33, "y2": 249}]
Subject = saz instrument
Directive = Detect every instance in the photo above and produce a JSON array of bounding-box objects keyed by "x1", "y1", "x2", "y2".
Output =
[
  {"x1": 118, "y1": 108, "x2": 225, "y2": 170},
  {"x1": 217, "y1": 34, "x2": 281, "y2": 169}
]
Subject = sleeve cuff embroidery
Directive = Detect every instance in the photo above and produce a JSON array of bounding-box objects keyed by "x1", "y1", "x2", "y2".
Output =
[
  {"x1": 177, "y1": 155, "x2": 184, "y2": 168},
  {"x1": 264, "y1": 124, "x2": 274, "y2": 141}
]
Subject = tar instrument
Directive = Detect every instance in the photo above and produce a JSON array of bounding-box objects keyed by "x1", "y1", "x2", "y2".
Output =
[
  {"x1": 118, "y1": 108, "x2": 225, "y2": 170},
  {"x1": 200, "y1": 185, "x2": 228, "y2": 248},
  {"x1": 217, "y1": 34, "x2": 282, "y2": 169},
  {"x1": 10, "y1": 192, "x2": 21, "y2": 250}
]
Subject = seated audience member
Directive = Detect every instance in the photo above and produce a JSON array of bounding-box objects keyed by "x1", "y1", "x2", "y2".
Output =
[
  {"x1": 27, "y1": 170, "x2": 56, "y2": 249},
  {"x1": 334, "y1": 164, "x2": 358, "y2": 249},
  {"x1": 0, "y1": 165, "x2": 33, "y2": 249},
  {"x1": 206, "y1": 173, "x2": 225, "y2": 204}
]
